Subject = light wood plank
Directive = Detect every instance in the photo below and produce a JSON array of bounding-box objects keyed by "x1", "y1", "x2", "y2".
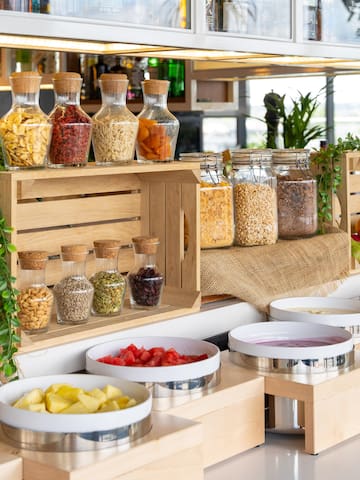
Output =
[
  {"x1": 165, "y1": 182, "x2": 182, "y2": 288},
  {"x1": 148, "y1": 182, "x2": 166, "y2": 279},
  {"x1": 182, "y1": 182, "x2": 200, "y2": 292}
]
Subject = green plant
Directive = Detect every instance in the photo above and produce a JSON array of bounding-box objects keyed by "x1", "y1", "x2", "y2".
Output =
[
  {"x1": 278, "y1": 89, "x2": 327, "y2": 148},
  {"x1": 0, "y1": 213, "x2": 20, "y2": 381},
  {"x1": 311, "y1": 133, "x2": 360, "y2": 234}
]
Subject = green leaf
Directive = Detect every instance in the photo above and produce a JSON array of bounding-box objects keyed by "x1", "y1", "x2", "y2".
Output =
[{"x1": 6, "y1": 243, "x2": 16, "y2": 253}]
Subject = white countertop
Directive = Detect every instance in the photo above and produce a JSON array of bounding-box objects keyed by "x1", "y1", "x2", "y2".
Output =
[{"x1": 205, "y1": 432, "x2": 360, "y2": 480}]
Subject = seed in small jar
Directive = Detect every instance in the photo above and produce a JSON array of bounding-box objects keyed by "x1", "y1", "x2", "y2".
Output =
[
  {"x1": 90, "y1": 271, "x2": 126, "y2": 315},
  {"x1": 53, "y1": 276, "x2": 94, "y2": 324},
  {"x1": 128, "y1": 267, "x2": 164, "y2": 308}
]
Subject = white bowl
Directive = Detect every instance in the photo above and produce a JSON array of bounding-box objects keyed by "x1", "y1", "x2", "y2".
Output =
[
  {"x1": 270, "y1": 297, "x2": 360, "y2": 328},
  {"x1": 228, "y1": 321, "x2": 353, "y2": 360},
  {"x1": 0, "y1": 374, "x2": 151, "y2": 433},
  {"x1": 86, "y1": 336, "x2": 220, "y2": 383}
]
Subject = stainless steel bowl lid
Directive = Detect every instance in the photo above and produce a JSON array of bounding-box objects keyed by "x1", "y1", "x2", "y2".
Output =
[
  {"x1": 228, "y1": 321, "x2": 353, "y2": 360},
  {"x1": 269, "y1": 297, "x2": 360, "y2": 328}
]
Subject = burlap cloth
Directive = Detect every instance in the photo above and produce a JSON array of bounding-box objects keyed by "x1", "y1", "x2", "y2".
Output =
[{"x1": 201, "y1": 228, "x2": 350, "y2": 313}]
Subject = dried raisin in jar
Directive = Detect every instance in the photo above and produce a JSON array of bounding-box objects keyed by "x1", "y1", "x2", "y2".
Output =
[
  {"x1": 127, "y1": 236, "x2": 164, "y2": 309},
  {"x1": 17, "y1": 251, "x2": 53, "y2": 334},
  {"x1": 272, "y1": 149, "x2": 318, "y2": 239},
  {"x1": 48, "y1": 72, "x2": 92, "y2": 167},
  {"x1": 92, "y1": 74, "x2": 139, "y2": 165},
  {"x1": 180, "y1": 152, "x2": 234, "y2": 249},
  {"x1": 0, "y1": 71, "x2": 52, "y2": 169},
  {"x1": 136, "y1": 79, "x2": 179, "y2": 163},
  {"x1": 90, "y1": 240, "x2": 126, "y2": 316},
  {"x1": 232, "y1": 149, "x2": 277, "y2": 246},
  {"x1": 53, "y1": 244, "x2": 94, "y2": 324}
]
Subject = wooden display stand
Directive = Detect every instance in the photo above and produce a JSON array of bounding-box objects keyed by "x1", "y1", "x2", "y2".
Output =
[
  {"x1": 162, "y1": 352, "x2": 265, "y2": 468},
  {"x1": 0, "y1": 412, "x2": 203, "y2": 480},
  {"x1": 225, "y1": 350, "x2": 360, "y2": 455},
  {"x1": 0, "y1": 162, "x2": 201, "y2": 353}
]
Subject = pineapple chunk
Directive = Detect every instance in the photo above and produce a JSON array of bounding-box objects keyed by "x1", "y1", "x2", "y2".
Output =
[
  {"x1": 13, "y1": 388, "x2": 44, "y2": 409},
  {"x1": 28, "y1": 402, "x2": 47, "y2": 413},
  {"x1": 99, "y1": 400, "x2": 120, "y2": 412},
  {"x1": 78, "y1": 393, "x2": 101, "y2": 413},
  {"x1": 45, "y1": 383, "x2": 73, "y2": 395},
  {"x1": 56, "y1": 385, "x2": 84, "y2": 402},
  {"x1": 116, "y1": 396, "x2": 131, "y2": 409},
  {"x1": 61, "y1": 401, "x2": 93, "y2": 414},
  {"x1": 102, "y1": 384, "x2": 123, "y2": 400},
  {"x1": 88, "y1": 388, "x2": 107, "y2": 406},
  {"x1": 45, "y1": 392, "x2": 73, "y2": 413}
]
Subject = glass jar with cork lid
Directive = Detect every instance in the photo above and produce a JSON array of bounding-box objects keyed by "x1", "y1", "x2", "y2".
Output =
[
  {"x1": 136, "y1": 79, "x2": 179, "y2": 163},
  {"x1": 48, "y1": 72, "x2": 92, "y2": 167},
  {"x1": 92, "y1": 73, "x2": 139, "y2": 165},
  {"x1": 272, "y1": 148, "x2": 318, "y2": 239},
  {"x1": 53, "y1": 244, "x2": 94, "y2": 325},
  {"x1": 90, "y1": 240, "x2": 126, "y2": 316},
  {"x1": 17, "y1": 251, "x2": 53, "y2": 334},
  {"x1": 127, "y1": 236, "x2": 164, "y2": 309},
  {"x1": 0, "y1": 71, "x2": 52, "y2": 169}
]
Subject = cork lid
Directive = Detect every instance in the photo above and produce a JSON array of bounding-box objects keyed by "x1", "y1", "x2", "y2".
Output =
[
  {"x1": 99, "y1": 73, "x2": 128, "y2": 95},
  {"x1": 132, "y1": 236, "x2": 159, "y2": 255},
  {"x1": 142, "y1": 79, "x2": 169, "y2": 95},
  {"x1": 9, "y1": 71, "x2": 42, "y2": 94},
  {"x1": 52, "y1": 72, "x2": 82, "y2": 94},
  {"x1": 93, "y1": 239, "x2": 121, "y2": 259},
  {"x1": 18, "y1": 250, "x2": 48, "y2": 270},
  {"x1": 61, "y1": 244, "x2": 89, "y2": 262}
]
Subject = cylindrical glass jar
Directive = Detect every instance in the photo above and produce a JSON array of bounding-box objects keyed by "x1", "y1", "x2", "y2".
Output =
[
  {"x1": 90, "y1": 239, "x2": 126, "y2": 316},
  {"x1": 0, "y1": 71, "x2": 52, "y2": 169},
  {"x1": 17, "y1": 251, "x2": 53, "y2": 334},
  {"x1": 180, "y1": 152, "x2": 234, "y2": 249},
  {"x1": 127, "y1": 236, "x2": 164, "y2": 309},
  {"x1": 232, "y1": 149, "x2": 277, "y2": 246},
  {"x1": 48, "y1": 72, "x2": 92, "y2": 167},
  {"x1": 53, "y1": 244, "x2": 94, "y2": 325},
  {"x1": 136, "y1": 79, "x2": 179, "y2": 163},
  {"x1": 92, "y1": 73, "x2": 139, "y2": 165},
  {"x1": 272, "y1": 149, "x2": 318, "y2": 239}
]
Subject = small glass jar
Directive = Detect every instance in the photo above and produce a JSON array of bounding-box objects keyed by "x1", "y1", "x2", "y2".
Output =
[
  {"x1": 0, "y1": 71, "x2": 52, "y2": 169},
  {"x1": 272, "y1": 149, "x2": 318, "y2": 239},
  {"x1": 48, "y1": 72, "x2": 92, "y2": 167},
  {"x1": 92, "y1": 73, "x2": 139, "y2": 165},
  {"x1": 232, "y1": 149, "x2": 277, "y2": 246},
  {"x1": 180, "y1": 152, "x2": 234, "y2": 249},
  {"x1": 127, "y1": 236, "x2": 164, "y2": 309},
  {"x1": 90, "y1": 240, "x2": 126, "y2": 316},
  {"x1": 17, "y1": 251, "x2": 53, "y2": 334},
  {"x1": 136, "y1": 79, "x2": 179, "y2": 163},
  {"x1": 53, "y1": 244, "x2": 94, "y2": 325}
]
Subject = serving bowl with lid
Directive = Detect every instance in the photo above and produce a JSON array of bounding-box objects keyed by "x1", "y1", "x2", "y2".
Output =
[{"x1": 0, "y1": 373, "x2": 152, "y2": 451}]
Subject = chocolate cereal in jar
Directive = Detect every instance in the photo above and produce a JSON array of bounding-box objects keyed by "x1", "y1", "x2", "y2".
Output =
[
  {"x1": 17, "y1": 251, "x2": 53, "y2": 334},
  {"x1": 0, "y1": 72, "x2": 52, "y2": 169}
]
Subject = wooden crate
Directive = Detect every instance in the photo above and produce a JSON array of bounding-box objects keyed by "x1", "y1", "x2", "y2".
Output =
[
  {"x1": 229, "y1": 350, "x2": 360, "y2": 455},
  {"x1": 162, "y1": 352, "x2": 265, "y2": 468},
  {"x1": 0, "y1": 412, "x2": 203, "y2": 480},
  {"x1": 0, "y1": 162, "x2": 201, "y2": 352},
  {"x1": 333, "y1": 151, "x2": 360, "y2": 273}
]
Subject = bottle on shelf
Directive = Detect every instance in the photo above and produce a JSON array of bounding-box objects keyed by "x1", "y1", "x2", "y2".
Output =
[{"x1": 306, "y1": 0, "x2": 322, "y2": 41}]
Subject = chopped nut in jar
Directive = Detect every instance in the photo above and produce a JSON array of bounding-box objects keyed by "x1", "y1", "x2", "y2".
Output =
[
  {"x1": 234, "y1": 183, "x2": 277, "y2": 246},
  {"x1": 17, "y1": 286, "x2": 53, "y2": 333},
  {"x1": 200, "y1": 181, "x2": 234, "y2": 248}
]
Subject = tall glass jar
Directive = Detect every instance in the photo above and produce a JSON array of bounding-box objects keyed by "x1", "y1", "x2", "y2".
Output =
[
  {"x1": 92, "y1": 73, "x2": 139, "y2": 165},
  {"x1": 232, "y1": 149, "x2": 277, "y2": 246},
  {"x1": 53, "y1": 244, "x2": 94, "y2": 325},
  {"x1": 127, "y1": 236, "x2": 164, "y2": 309},
  {"x1": 0, "y1": 71, "x2": 52, "y2": 169},
  {"x1": 17, "y1": 251, "x2": 53, "y2": 334},
  {"x1": 136, "y1": 79, "x2": 179, "y2": 163},
  {"x1": 180, "y1": 152, "x2": 234, "y2": 249},
  {"x1": 272, "y1": 149, "x2": 318, "y2": 239},
  {"x1": 48, "y1": 72, "x2": 92, "y2": 167},
  {"x1": 90, "y1": 239, "x2": 126, "y2": 316}
]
